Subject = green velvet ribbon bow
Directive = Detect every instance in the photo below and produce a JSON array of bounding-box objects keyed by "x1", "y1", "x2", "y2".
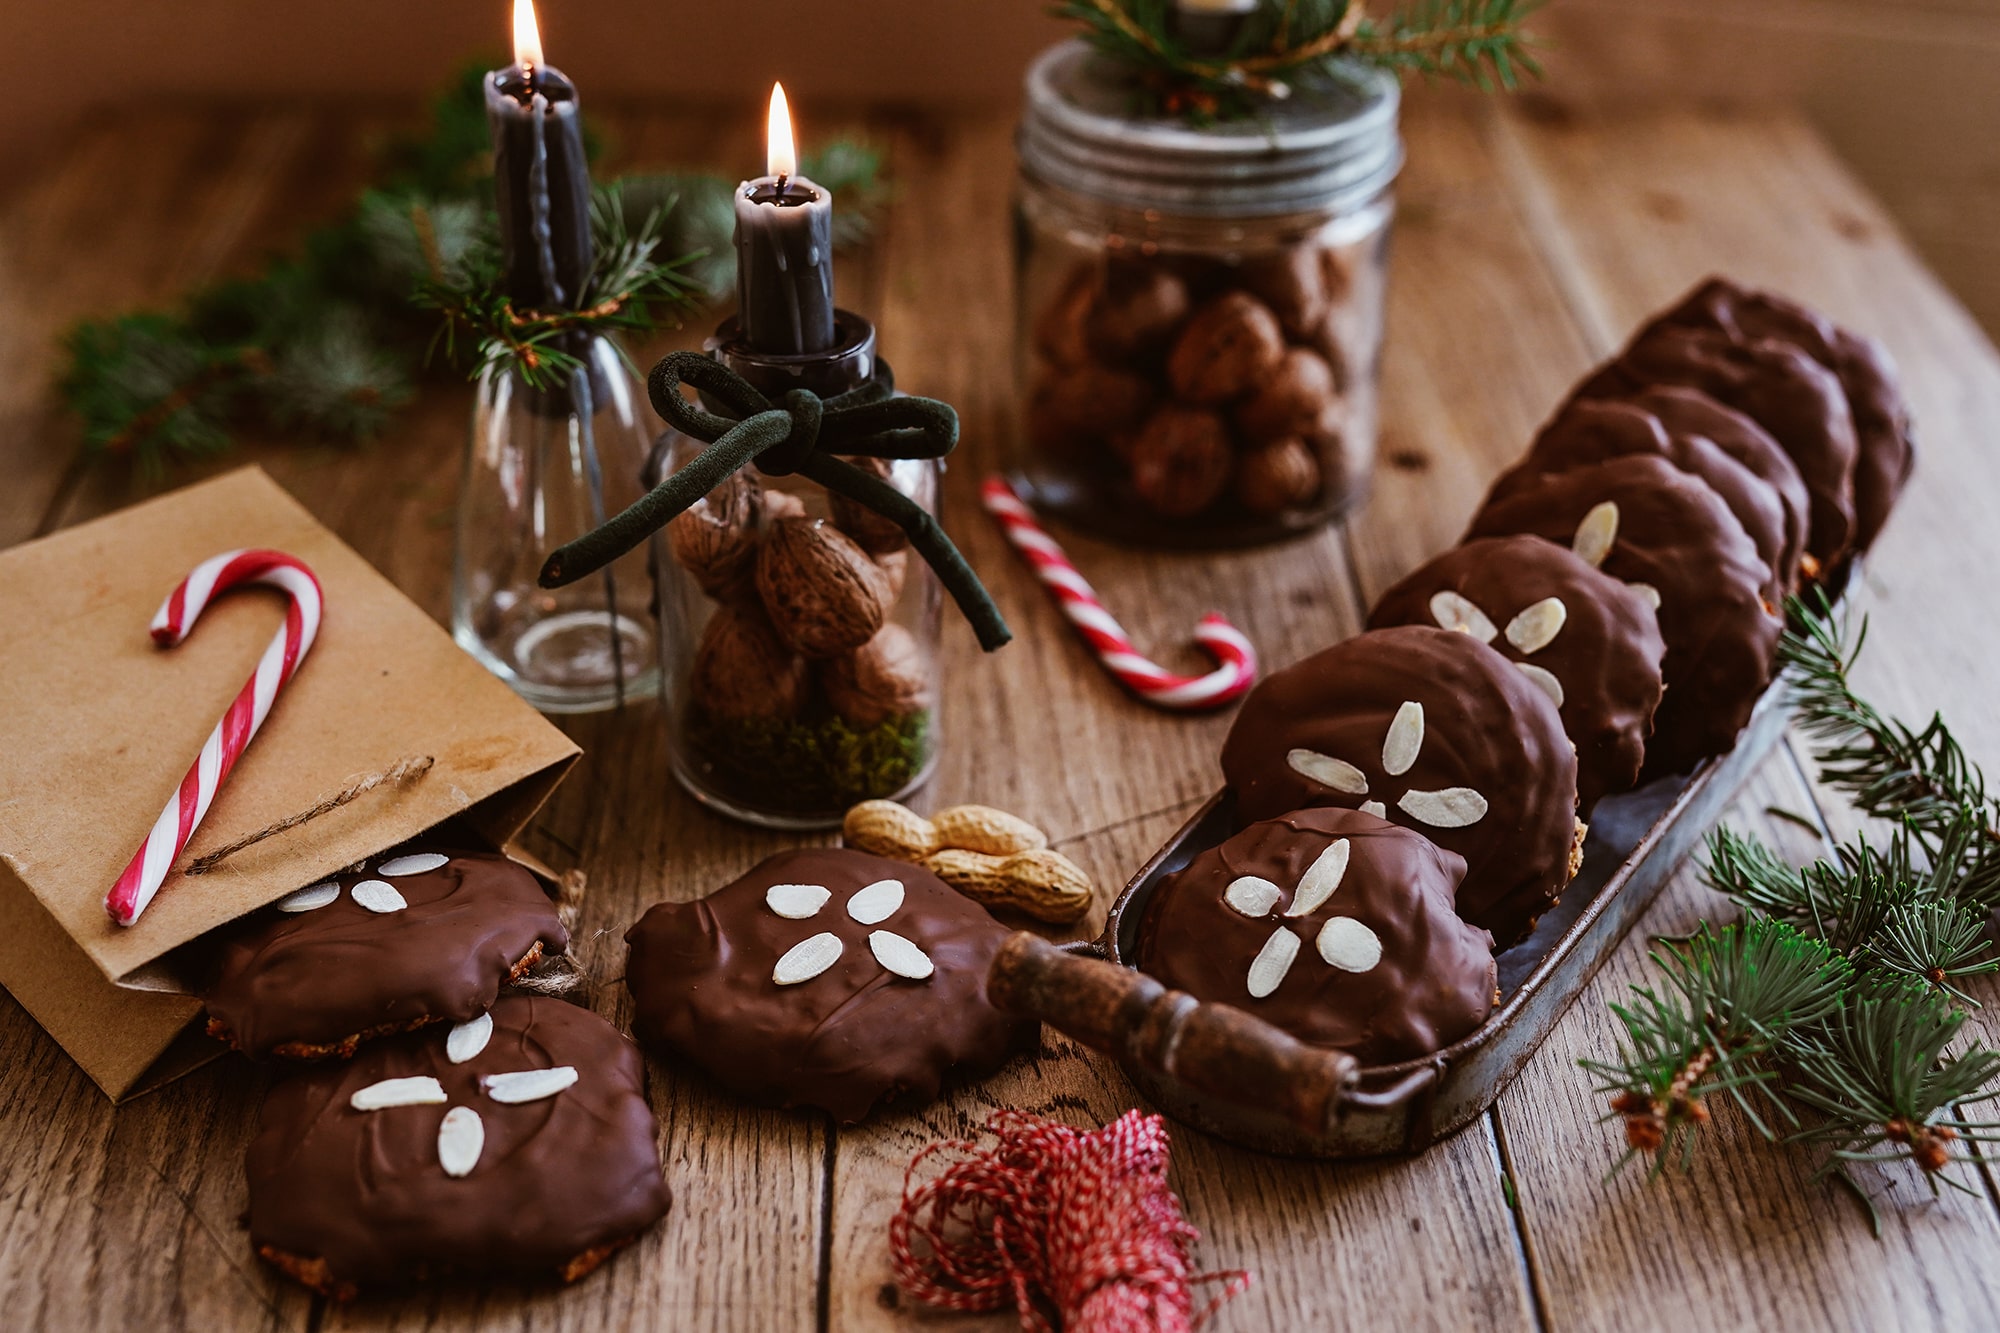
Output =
[{"x1": 538, "y1": 349, "x2": 1012, "y2": 652}]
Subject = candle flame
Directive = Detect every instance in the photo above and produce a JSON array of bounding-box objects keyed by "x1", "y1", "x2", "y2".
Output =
[
  {"x1": 767, "y1": 83, "x2": 797, "y2": 182},
  {"x1": 513, "y1": 0, "x2": 544, "y2": 70}
]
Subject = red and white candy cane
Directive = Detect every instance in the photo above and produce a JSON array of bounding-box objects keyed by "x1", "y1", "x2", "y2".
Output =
[
  {"x1": 106, "y1": 549, "x2": 324, "y2": 927},
  {"x1": 980, "y1": 476, "x2": 1257, "y2": 711}
]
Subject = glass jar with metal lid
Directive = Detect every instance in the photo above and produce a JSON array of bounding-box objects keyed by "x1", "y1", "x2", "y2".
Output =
[{"x1": 1012, "y1": 39, "x2": 1402, "y2": 547}]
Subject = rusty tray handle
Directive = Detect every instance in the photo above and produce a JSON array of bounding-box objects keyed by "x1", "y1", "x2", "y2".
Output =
[{"x1": 989, "y1": 932, "x2": 1360, "y2": 1138}]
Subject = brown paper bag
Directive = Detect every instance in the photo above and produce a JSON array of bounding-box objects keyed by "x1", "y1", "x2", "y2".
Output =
[{"x1": 0, "y1": 467, "x2": 580, "y2": 1099}]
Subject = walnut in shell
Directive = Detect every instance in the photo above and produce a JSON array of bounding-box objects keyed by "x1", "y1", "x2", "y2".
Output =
[
  {"x1": 1236, "y1": 346, "x2": 1340, "y2": 445},
  {"x1": 691, "y1": 603, "x2": 808, "y2": 723},
  {"x1": 822, "y1": 623, "x2": 930, "y2": 728},
  {"x1": 1085, "y1": 261, "x2": 1191, "y2": 366},
  {"x1": 1034, "y1": 263, "x2": 1098, "y2": 367},
  {"x1": 1130, "y1": 405, "x2": 1235, "y2": 518},
  {"x1": 1029, "y1": 364, "x2": 1157, "y2": 458},
  {"x1": 755, "y1": 517, "x2": 893, "y2": 659},
  {"x1": 1167, "y1": 292, "x2": 1286, "y2": 405},
  {"x1": 668, "y1": 472, "x2": 761, "y2": 599},
  {"x1": 1236, "y1": 437, "x2": 1324, "y2": 516},
  {"x1": 1242, "y1": 245, "x2": 1330, "y2": 340},
  {"x1": 829, "y1": 456, "x2": 910, "y2": 555}
]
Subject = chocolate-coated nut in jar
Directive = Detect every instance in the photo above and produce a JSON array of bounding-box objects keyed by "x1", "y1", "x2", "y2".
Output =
[
  {"x1": 246, "y1": 995, "x2": 670, "y2": 1299},
  {"x1": 203, "y1": 848, "x2": 569, "y2": 1061},
  {"x1": 1219, "y1": 625, "x2": 1582, "y2": 947},
  {"x1": 1367, "y1": 535, "x2": 1667, "y2": 816},
  {"x1": 1130, "y1": 404, "x2": 1235, "y2": 518},
  {"x1": 1136, "y1": 807, "x2": 1497, "y2": 1065},
  {"x1": 1465, "y1": 452, "x2": 1780, "y2": 779},
  {"x1": 624, "y1": 848, "x2": 1035, "y2": 1123},
  {"x1": 1167, "y1": 291, "x2": 1288, "y2": 405}
]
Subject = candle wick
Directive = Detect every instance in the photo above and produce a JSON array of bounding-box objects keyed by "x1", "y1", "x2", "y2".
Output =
[{"x1": 774, "y1": 173, "x2": 790, "y2": 200}]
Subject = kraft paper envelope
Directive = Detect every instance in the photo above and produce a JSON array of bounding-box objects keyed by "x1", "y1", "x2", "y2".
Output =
[{"x1": 0, "y1": 467, "x2": 580, "y2": 1099}]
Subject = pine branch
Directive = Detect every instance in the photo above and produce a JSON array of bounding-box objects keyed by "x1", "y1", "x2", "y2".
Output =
[{"x1": 1350, "y1": 0, "x2": 1543, "y2": 90}]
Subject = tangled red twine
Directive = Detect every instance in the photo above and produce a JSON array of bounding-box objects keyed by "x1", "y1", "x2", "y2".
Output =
[{"x1": 889, "y1": 1108, "x2": 1251, "y2": 1332}]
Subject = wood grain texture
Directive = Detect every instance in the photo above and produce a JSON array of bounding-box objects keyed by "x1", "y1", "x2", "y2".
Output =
[{"x1": 4, "y1": 90, "x2": 2000, "y2": 1333}]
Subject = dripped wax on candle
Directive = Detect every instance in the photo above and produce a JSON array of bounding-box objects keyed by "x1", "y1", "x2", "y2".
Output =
[{"x1": 733, "y1": 84, "x2": 837, "y2": 356}]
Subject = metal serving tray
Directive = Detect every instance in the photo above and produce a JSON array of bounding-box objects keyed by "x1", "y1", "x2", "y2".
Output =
[{"x1": 988, "y1": 682, "x2": 1792, "y2": 1158}]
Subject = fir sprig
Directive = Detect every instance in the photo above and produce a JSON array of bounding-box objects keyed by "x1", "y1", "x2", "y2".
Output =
[
  {"x1": 1587, "y1": 595, "x2": 2000, "y2": 1206},
  {"x1": 1053, "y1": 0, "x2": 1540, "y2": 120}
]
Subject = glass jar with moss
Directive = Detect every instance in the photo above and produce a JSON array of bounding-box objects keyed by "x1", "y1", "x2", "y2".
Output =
[{"x1": 647, "y1": 317, "x2": 944, "y2": 830}]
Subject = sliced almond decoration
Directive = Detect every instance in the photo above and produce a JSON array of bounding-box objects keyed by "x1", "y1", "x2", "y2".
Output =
[
  {"x1": 446, "y1": 1012, "x2": 493, "y2": 1064},
  {"x1": 1223, "y1": 876, "x2": 1284, "y2": 918},
  {"x1": 1287, "y1": 749, "x2": 1368, "y2": 795},
  {"x1": 1358, "y1": 800, "x2": 1387, "y2": 819},
  {"x1": 437, "y1": 1106, "x2": 484, "y2": 1178},
  {"x1": 349, "y1": 880, "x2": 408, "y2": 914},
  {"x1": 350, "y1": 1076, "x2": 446, "y2": 1111},
  {"x1": 1572, "y1": 501, "x2": 1620, "y2": 568},
  {"x1": 378, "y1": 852, "x2": 450, "y2": 876},
  {"x1": 846, "y1": 879, "x2": 906, "y2": 925},
  {"x1": 1286, "y1": 839, "x2": 1351, "y2": 918},
  {"x1": 1397, "y1": 788, "x2": 1490, "y2": 829},
  {"x1": 1516, "y1": 661, "x2": 1565, "y2": 709},
  {"x1": 275, "y1": 882, "x2": 339, "y2": 913},
  {"x1": 1316, "y1": 917, "x2": 1385, "y2": 973},
  {"x1": 1428, "y1": 590, "x2": 1498, "y2": 642},
  {"x1": 765, "y1": 883, "x2": 831, "y2": 919},
  {"x1": 484, "y1": 1066, "x2": 579, "y2": 1103},
  {"x1": 1627, "y1": 581, "x2": 1662, "y2": 610},
  {"x1": 1504, "y1": 597, "x2": 1567, "y2": 654},
  {"x1": 868, "y1": 930, "x2": 935, "y2": 980},
  {"x1": 773, "y1": 931, "x2": 845, "y2": 985},
  {"x1": 1246, "y1": 927, "x2": 1301, "y2": 999},
  {"x1": 1381, "y1": 702, "x2": 1424, "y2": 777}
]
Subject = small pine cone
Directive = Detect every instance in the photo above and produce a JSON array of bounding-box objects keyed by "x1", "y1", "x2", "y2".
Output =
[
  {"x1": 1129, "y1": 405, "x2": 1234, "y2": 518},
  {"x1": 1235, "y1": 437, "x2": 1323, "y2": 516},
  {"x1": 1029, "y1": 363, "x2": 1157, "y2": 457},
  {"x1": 829, "y1": 455, "x2": 910, "y2": 555},
  {"x1": 1167, "y1": 291, "x2": 1287, "y2": 405},
  {"x1": 1242, "y1": 244, "x2": 1331, "y2": 340},
  {"x1": 1085, "y1": 260, "x2": 1192, "y2": 366},
  {"x1": 1236, "y1": 346, "x2": 1339, "y2": 444}
]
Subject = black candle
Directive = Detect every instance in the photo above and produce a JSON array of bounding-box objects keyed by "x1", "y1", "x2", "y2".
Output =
[
  {"x1": 485, "y1": 0, "x2": 593, "y2": 312},
  {"x1": 733, "y1": 84, "x2": 837, "y2": 356}
]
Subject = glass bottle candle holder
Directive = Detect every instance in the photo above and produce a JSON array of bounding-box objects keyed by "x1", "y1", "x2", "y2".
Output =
[
  {"x1": 1011, "y1": 42, "x2": 1402, "y2": 548},
  {"x1": 452, "y1": 333, "x2": 661, "y2": 713},
  {"x1": 648, "y1": 313, "x2": 943, "y2": 830}
]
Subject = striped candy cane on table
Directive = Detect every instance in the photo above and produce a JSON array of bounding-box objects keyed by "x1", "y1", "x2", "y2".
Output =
[
  {"x1": 106, "y1": 549, "x2": 325, "y2": 927},
  {"x1": 980, "y1": 476, "x2": 1258, "y2": 711}
]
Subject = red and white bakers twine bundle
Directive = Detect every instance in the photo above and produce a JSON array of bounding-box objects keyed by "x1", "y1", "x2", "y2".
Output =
[
  {"x1": 980, "y1": 477, "x2": 1258, "y2": 711},
  {"x1": 107, "y1": 548, "x2": 323, "y2": 927}
]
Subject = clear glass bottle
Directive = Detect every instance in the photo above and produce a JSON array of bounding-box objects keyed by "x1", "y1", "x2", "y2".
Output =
[
  {"x1": 1012, "y1": 41, "x2": 1401, "y2": 547},
  {"x1": 648, "y1": 315, "x2": 943, "y2": 829},
  {"x1": 452, "y1": 334, "x2": 661, "y2": 713}
]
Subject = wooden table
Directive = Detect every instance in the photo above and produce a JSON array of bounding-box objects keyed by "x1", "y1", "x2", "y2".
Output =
[{"x1": 6, "y1": 87, "x2": 2000, "y2": 1332}]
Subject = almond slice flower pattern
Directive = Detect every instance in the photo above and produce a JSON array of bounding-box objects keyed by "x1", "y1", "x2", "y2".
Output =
[
  {"x1": 765, "y1": 878, "x2": 937, "y2": 986},
  {"x1": 1218, "y1": 838, "x2": 1388, "y2": 998},
  {"x1": 1284, "y1": 700, "x2": 1490, "y2": 834}
]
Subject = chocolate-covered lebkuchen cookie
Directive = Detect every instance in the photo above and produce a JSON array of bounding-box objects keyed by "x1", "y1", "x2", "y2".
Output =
[
  {"x1": 1367, "y1": 535, "x2": 1667, "y2": 815},
  {"x1": 1574, "y1": 323, "x2": 1859, "y2": 571},
  {"x1": 247, "y1": 995, "x2": 671, "y2": 1299},
  {"x1": 1219, "y1": 624, "x2": 1581, "y2": 946},
  {"x1": 1497, "y1": 394, "x2": 1799, "y2": 600},
  {"x1": 204, "y1": 848, "x2": 569, "y2": 1060},
  {"x1": 1135, "y1": 807, "x2": 1497, "y2": 1065},
  {"x1": 1465, "y1": 453, "x2": 1780, "y2": 778},
  {"x1": 624, "y1": 848, "x2": 1035, "y2": 1123},
  {"x1": 1655, "y1": 276, "x2": 1913, "y2": 551}
]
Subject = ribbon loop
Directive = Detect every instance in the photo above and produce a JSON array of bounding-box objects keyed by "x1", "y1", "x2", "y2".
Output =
[{"x1": 540, "y1": 349, "x2": 1011, "y2": 653}]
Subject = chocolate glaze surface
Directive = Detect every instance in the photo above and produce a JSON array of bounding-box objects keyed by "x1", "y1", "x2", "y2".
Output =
[
  {"x1": 205, "y1": 849, "x2": 569, "y2": 1059},
  {"x1": 1498, "y1": 394, "x2": 1798, "y2": 598},
  {"x1": 1575, "y1": 323, "x2": 1859, "y2": 567},
  {"x1": 1466, "y1": 453, "x2": 1780, "y2": 778},
  {"x1": 1219, "y1": 625, "x2": 1579, "y2": 946},
  {"x1": 247, "y1": 995, "x2": 670, "y2": 1295},
  {"x1": 1658, "y1": 277, "x2": 1912, "y2": 550},
  {"x1": 1135, "y1": 807, "x2": 1496, "y2": 1065},
  {"x1": 624, "y1": 849, "x2": 1034, "y2": 1123},
  {"x1": 1367, "y1": 535, "x2": 1666, "y2": 815}
]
